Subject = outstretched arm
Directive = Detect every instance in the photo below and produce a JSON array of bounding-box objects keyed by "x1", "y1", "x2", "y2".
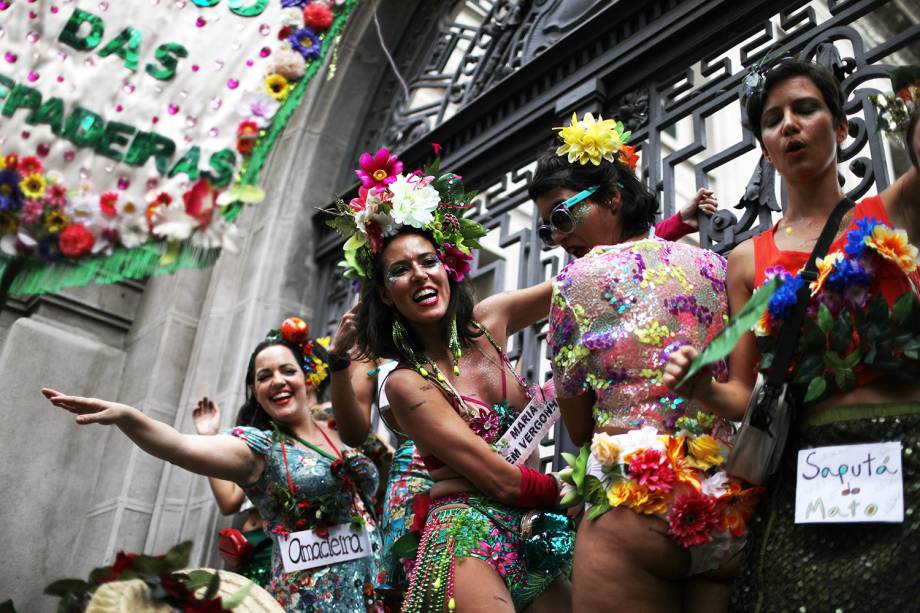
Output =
[
  {"x1": 192, "y1": 397, "x2": 248, "y2": 514},
  {"x1": 883, "y1": 165, "x2": 920, "y2": 248},
  {"x1": 45, "y1": 389, "x2": 262, "y2": 484},
  {"x1": 474, "y1": 279, "x2": 554, "y2": 340}
]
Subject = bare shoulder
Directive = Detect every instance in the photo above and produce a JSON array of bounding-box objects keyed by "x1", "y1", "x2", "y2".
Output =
[{"x1": 727, "y1": 238, "x2": 756, "y2": 293}]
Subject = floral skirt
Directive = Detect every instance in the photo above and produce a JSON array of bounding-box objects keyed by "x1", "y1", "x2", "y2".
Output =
[
  {"x1": 730, "y1": 402, "x2": 920, "y2": 612},
  {"x1": 378, "y1": 440, "x2": 433, "y2": 593},
  {"x1": 577, "y1": 427, "x2": 763, "y2": 574},
  {"x1": 402, "y1": 493, "x2": 572, "y2": 612}
]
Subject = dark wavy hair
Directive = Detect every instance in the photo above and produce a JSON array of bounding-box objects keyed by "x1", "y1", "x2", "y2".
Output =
[
  {"x1": 237, "y1": 337, "x2": 330, "y2": 430},
  {"x1": 745, "y1": 59, "x2": 847, "y2": 150},
  {"x1": 355, "y1": 227, "x2": 481, "y2": 364},
  {"x1": 527, "y1": 148, "x2": 659, "y2": 239}
]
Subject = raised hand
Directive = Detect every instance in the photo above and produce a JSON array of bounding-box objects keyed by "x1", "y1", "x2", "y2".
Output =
[
  {"x1": 661, "y1": 345, "x2": 711, "y2": 400},
  {"x1": 679, "y1": 188, "x2": 718, "y2": 229},
  {"x1": 330, "y1": 303, "x2": 360, "y2": 356},
  {"x1": 192, "y1": 396, "x2": 222, "y2": 435},
  {"x1": 41, "y1": 388, "x2": 130, "y2": 426}
]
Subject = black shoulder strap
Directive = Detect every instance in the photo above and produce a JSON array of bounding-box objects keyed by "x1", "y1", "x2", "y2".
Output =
[{"x1": 765, "y1": 197, "x2": 855, "y2": 389}]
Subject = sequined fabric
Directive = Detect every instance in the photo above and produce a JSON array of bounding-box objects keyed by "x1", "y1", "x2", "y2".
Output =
[
  {"x1": 550, "y1": 236, "x2": 730, "y2": 433},
  {"x1": 378, "y1": 440, "x2": 432, "y2": 592},
  {"x1": 227, "y1": 426, "x2": 381, "y2": 612},
  {"x1": 731, "y1": 404, "x2": 920, "y2": 612},
  {"x1": 403, "y1": 493, "x2": 569, "y2": 612}
]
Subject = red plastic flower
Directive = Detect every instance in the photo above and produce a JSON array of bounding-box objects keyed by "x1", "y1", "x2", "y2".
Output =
[
  {"x1": 278, "y1": 25, "x2": 294, "y2": 41},
  {"x1": 45, "y1": 183, "x2": 68, "y2": 207},
  {"x1": 437, "y1": 242, "x2": 472, "y2": 282},
  {"x1": 356, "y1": 148, "x2": 403, "y2": 190},
  {"x1": 18, "y1": 155, "x2": 43, "y2": 175},
  {"x1": 432, "y1": 142, "x2": 442, "y2": 156},
  {"x1": 627, "y1": 448, "x2": 676, "y2": 493},
  {"x1": 667, "y1": 490, "x2": 720, "y2": 548},
  {"x1": 237, "y1": 120, "x2": 259, "y2": 137},
  {"x1": 98, "y1": 551, "x2": 138, "y2": 582},
  {"x1": 58, "y1": 223, "x2": 95, "y2": 258},
  {"x1": 303, "y1": 2, "x2": 333, "y2": 31},
  {"x1": 4, "y1": 154, "x2": 19, "y2": 171},
  {"x1": 237, "y1": 137, "x2": 255, "y2": 155},
  {"x1": 182, "y1": 180, "x2": 218, "y2": 228},
  {"x1": 99, "y1": 192, "x2": 119, "y2": 218},
  {"x1": 619, "y1": 144, "x2": 639, "y2": 170}
]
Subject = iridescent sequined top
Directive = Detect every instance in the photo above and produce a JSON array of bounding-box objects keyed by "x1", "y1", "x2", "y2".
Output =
[{"x1": 549, "y1": 236, "x2": 731, "y2": 434}]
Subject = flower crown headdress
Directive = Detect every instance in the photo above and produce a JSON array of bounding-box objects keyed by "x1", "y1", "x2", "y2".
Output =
[
  {"x1": 871, "y1": 65, "x2": 920, "y2": 139},
  {"x1": 266, "y1": 316, "x2": 330, "y2": 388},
  {"x1": 553, "y1": 112, "x2": 638, "y2": 170},
  {"x1": 326, "y1": 147, "x2": 488, "y2": 281}
]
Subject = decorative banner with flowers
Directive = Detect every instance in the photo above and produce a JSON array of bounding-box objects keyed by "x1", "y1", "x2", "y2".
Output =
[{"x1": 0, "y1": 0, "x2": 355, "y2": 298}]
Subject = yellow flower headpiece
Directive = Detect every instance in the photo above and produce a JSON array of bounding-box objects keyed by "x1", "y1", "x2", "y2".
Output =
[{"x1": 553, "y1": 112, "x2": 637, "y2": 169}]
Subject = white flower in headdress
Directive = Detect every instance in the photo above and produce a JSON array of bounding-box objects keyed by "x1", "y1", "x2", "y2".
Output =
[
  {"x1": 387, "y1": 174, "x2": 439, "y2": 229},
  {"x1": 118, "y1": 216, "x2": 150, "y2": 249}
]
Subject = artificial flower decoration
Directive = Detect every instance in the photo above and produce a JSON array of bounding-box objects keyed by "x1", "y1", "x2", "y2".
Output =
[
  {"x1": 327, "y1": 151, "x2": 487, "y2": 280},
  {"x1": 303, "y1": 2, "x2": 334, "y2": 31},
  {"x1": 554, "y1": 112, "x2": 633, "y2": 166},
  {"x1": 355, "y1": 147, "x2": 404, "y2": 190},
  {"x1": 287, "y1": 27, "x2": 323, "y2": 61},
  {"x1": 0, "y1": 169, "x2": 25, "y2": 211},
  {"x1": 269, "y1": 316, "x2": 330, "y2": 388},
  {"x1": 865, "y1": 224, "x2": 918, "y2": 274},
  {"x1": 58, "y1": 223, "x2": 95, "y2": 258},
  {"x1": 99, "y1": 192, "x2": 119, "y2": 218},
  {"x1": 264, "y1": 73, "x2": 292, "y2": 101},
  {"x1": 17, "y1": 155, "x2": 44, "y2": 175},
  {"x1": 871, "y1": 65, "x2": 920, "y2": 137},
  {"x1": 236, "y1": 93, "x2": 280, "y2": 128},
  {"x1": 20, "y1": 173, "x2": 46, "y2": 200}
]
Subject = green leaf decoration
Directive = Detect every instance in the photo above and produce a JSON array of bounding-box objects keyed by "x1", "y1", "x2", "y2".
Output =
[
  {"x1": 893, "y1": 292, "x2": 914, "y2": 324},
  {"x1": 804, "y1": 377, "x2": 827, "y2": 403},
  {"x1": 221, "y1": 581, "x2": 255, "y2": 610},
  {"x1": 203, "y1": 570, "x2": 221, "y2": 601},
  {"x1": 164, "y1": 540, "x2": 193, "y2": 569},
  {"x1": 561, "y1": 452, "x2": 578, "y2": 467},
  {"x1": 392, "y1": 532, "x2": 420, "y2": 560},
  {"x1": 571, "y1": 445, "x2": 590, "y2": 490},
  {"x1": 43, "y1": 579, "x2": 89, "y2": 597},
  {"x1": 817, "y1": 303, "x2": 834, "y2": 333},
  {"x1": 130, "y1": 555, "x2": 168, "y2": 576},
  {"x1": 583, "y1": 474, "x2": 607, "y2": 507},
  {"x1": 678, "y1": 277, "x2": 779, "y2": 387},
  {"x1": 184, "y1": 570, "x2": 217, "y2": 591},
  {"x1": 586, "y1": 503, "x2": 611, "y2": 521}
]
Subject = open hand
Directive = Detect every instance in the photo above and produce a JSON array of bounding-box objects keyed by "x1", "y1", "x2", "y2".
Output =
[
  {"x1": 679, "y1": 188, "x2": 718, "y2": 229},
  {"x1": 192, "y1": 396, "x2": 222, "y2": 435},
  {"x1": 42, "y1": 388, "x2": 130, "y2": 426},
  {"x1": 662, "y1": 345, "x2": 711, "y2": 400}
]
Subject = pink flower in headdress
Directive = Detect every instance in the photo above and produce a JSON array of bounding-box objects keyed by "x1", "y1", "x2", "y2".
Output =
[
  {"x1": 437, "y1": 242, "x2": 472, "y2": 282},
  {"x1": 356, "y1": 148, "x2": 403, "y2": 190}
]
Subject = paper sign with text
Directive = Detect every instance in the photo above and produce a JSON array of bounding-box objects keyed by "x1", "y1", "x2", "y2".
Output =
[
  {"x1": 496, "y1": 381, "x2": 560, "y2": 465},
  {"x1": 279, "y1": 523, "x2": 371, "y2": 574},
  {"x1": 795, "y1": 442, "x2": 903, "y2": 524}
]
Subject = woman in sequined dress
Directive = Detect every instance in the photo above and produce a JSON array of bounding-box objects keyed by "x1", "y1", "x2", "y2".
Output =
[
  {"x1": 664, "y1": 59, "x2": 920, "y2": 610},
  {"x1": 42, "y1": 335, "x2": 383, "y2": 612},
  {"x1": 533, "y1": 135, "x2": 763, "y2": 612}
]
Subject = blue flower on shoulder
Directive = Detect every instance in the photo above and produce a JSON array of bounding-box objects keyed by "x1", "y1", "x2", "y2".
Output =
[
  {"x1": 826, "y1": 256, "x2": 871, "y2": 292},
  {"x1": 767, "y1": 273, "x2": 804, "y2": 319},
  {"x1": 844, "y1": 217, "x2": 882, "y2": 259}
]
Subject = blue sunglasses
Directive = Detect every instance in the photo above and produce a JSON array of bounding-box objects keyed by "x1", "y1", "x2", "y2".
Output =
[{"x1": 537, "y1": 185, "x2": 599, "y2": 246}]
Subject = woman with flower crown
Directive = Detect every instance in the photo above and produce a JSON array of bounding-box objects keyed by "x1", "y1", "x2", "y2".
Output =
[
  {"x1": 533, "y1": 112, "x2": 763, "y2": 612},
  {"x1": 663, "y1": 59, "x2": 920, "y2": 609},
  {"x1": 42, "y1": 323, "x2": 385, "y2": 612},
  {"x1": 326, "y1": 154, "x2": 576, "y2": 612}
]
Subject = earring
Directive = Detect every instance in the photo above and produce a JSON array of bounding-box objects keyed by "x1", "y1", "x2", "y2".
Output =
[
  {"x1": 448, "y1": 318, "x2": 462, "y2": 376},
  {"x1": 392, "y1": 317, "x2": 429, "y2": 377}
]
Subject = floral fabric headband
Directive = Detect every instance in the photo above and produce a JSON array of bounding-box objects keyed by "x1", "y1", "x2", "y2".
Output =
[
  {"x1": 554, "y1": 112, "x2": 638, "y2": 170},
  {"x1": 871, "y1": 66, "x2": 920, "y2": 139},
  {"x1": 267, "y1": 316, "x2": 330, "y2": 388},
  {"x1": 326, "y1": 147, "x2": 488, "y2": 281}
]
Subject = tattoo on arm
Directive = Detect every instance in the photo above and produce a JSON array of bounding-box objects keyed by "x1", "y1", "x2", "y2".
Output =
[
  {"x1": 419, "y1": 383, "x2": 433, "y2": 391},
  {"x1": 407, "y1": 400, "x2": 426, "y2": 411}
]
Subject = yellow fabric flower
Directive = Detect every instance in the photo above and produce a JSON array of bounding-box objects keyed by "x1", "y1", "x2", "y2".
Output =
[
  {"x1": 686, "y1": 435, "x2": 725, "y2": 470},
  {"x1": 20, "y1": 173, "x2": 47, "y2": 200},
  {"x1": 45, "y1": 209, "x2": 70, "y2": 233},
  {"x1": 315, "y1": 336, "x2": 332, "y2": 349},
  {"x1": 810, "y1": 251, "x2": 843, "y2": 296},
  {"x1": 554, "y1": 112, "x2": 630, "y2": 166},
  {"x1": 607, "y1": 479, "x2": 668, "y2": 515},
  {"x1": 866, "y1": 225, "x2": 918, "y2": 274},
  {"x1": 663, "y1": 435, "x2": 703, "y2": 489},
  {"x1": 265, "y1": 73, "x2": 291, "y2": 101},
  {"x1": 590, "y1": 433, "x2": 621, "y2": 467},
  {"x1": 753, "y1": 309, "x2": 771, "y2": 337}
]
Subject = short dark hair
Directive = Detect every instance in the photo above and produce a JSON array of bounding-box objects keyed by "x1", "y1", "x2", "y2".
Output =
[
  {"x1": 745, "y1": 59, "x2": 847, "y2": 146},
  {"x1": 906, "y1": 109, "x2": 920, "y2": 170},
  {"x1": 237, "y1": 337, "x2": 330, "y2": 430},
  {"x1": 527, "y1": 149, "x2": 658, "y2": 239},
  {"x1": 355, "y1": 227, "x2": 481, "y2": 364}
]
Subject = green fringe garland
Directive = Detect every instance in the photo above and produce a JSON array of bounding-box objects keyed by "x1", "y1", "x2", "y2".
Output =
[{"x1": 7, "y1": 0, "x2": 358, "y2": 298}]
